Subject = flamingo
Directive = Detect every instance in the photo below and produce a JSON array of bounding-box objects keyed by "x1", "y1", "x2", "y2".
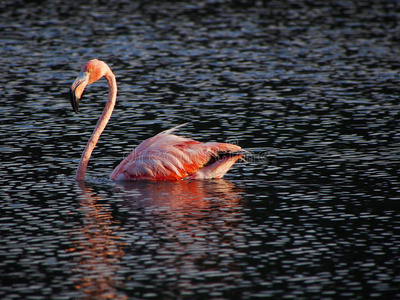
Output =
[{"x1": 69, "y1": 59, "x2": 244, "y2": 181}]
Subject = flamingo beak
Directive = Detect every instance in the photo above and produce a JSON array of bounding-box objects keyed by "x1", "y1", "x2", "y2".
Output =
[{"x1": 69, "y1": 72, "x2": 89, "y2": 114}]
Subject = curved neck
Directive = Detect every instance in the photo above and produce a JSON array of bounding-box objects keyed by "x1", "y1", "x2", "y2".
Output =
[{"x1": 75, "y1": 72, "x2": 117, "y2": 181}]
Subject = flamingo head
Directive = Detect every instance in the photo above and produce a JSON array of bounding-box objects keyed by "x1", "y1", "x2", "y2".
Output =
[{"x1": 69, "y1": 59, "x2": 108, "y2": 113}]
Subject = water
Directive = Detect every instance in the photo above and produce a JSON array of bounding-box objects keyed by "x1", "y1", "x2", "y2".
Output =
[{"x1": 1, "y1": 0, "x2": 400, "y2": 299}]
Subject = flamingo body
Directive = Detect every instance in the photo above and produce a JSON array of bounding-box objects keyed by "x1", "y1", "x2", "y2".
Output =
[
  {"x1": 69, "y1": 59, "x2": 243, "y2": 181},
  {"x1": 110, "y1": 127, "x2": 243, "y2": 181}
]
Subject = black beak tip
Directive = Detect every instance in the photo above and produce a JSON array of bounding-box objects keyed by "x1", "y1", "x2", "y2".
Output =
[{"x1": 69, "y1": 88, "x2": 80, "y2": 114}]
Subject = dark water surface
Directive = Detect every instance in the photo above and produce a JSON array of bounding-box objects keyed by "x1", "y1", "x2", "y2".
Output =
[{"x1": 1, "y1": 0, "x2": 400, "y2": 299}]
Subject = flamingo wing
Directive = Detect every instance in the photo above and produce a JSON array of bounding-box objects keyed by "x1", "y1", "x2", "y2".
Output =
[{"x1": 110, "y1": 128, "x2": 243, "y2": 181}]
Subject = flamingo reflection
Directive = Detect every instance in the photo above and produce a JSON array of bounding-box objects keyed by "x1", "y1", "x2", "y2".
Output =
[
  {"x1": 68, "y1": 179, "x2": 244, "y2": 299},
  {"x1": 114, "y1": 179, "x2": 246, "y2": 296},
  {"x1": 68, "y1": 182, "x2": 127, "y2": 300},
  {"x1": 114, "y1": 179, "x2": 243, "y2": 210}
]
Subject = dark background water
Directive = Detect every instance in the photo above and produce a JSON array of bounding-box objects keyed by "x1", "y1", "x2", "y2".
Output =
[{"x1": 1, "y1": 0, "x2": 400, "y2": 299}]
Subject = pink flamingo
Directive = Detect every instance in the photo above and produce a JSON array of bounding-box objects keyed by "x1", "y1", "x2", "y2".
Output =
[{"x1": 69, "y1": 59, "x2": 243, "y2": 181}]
